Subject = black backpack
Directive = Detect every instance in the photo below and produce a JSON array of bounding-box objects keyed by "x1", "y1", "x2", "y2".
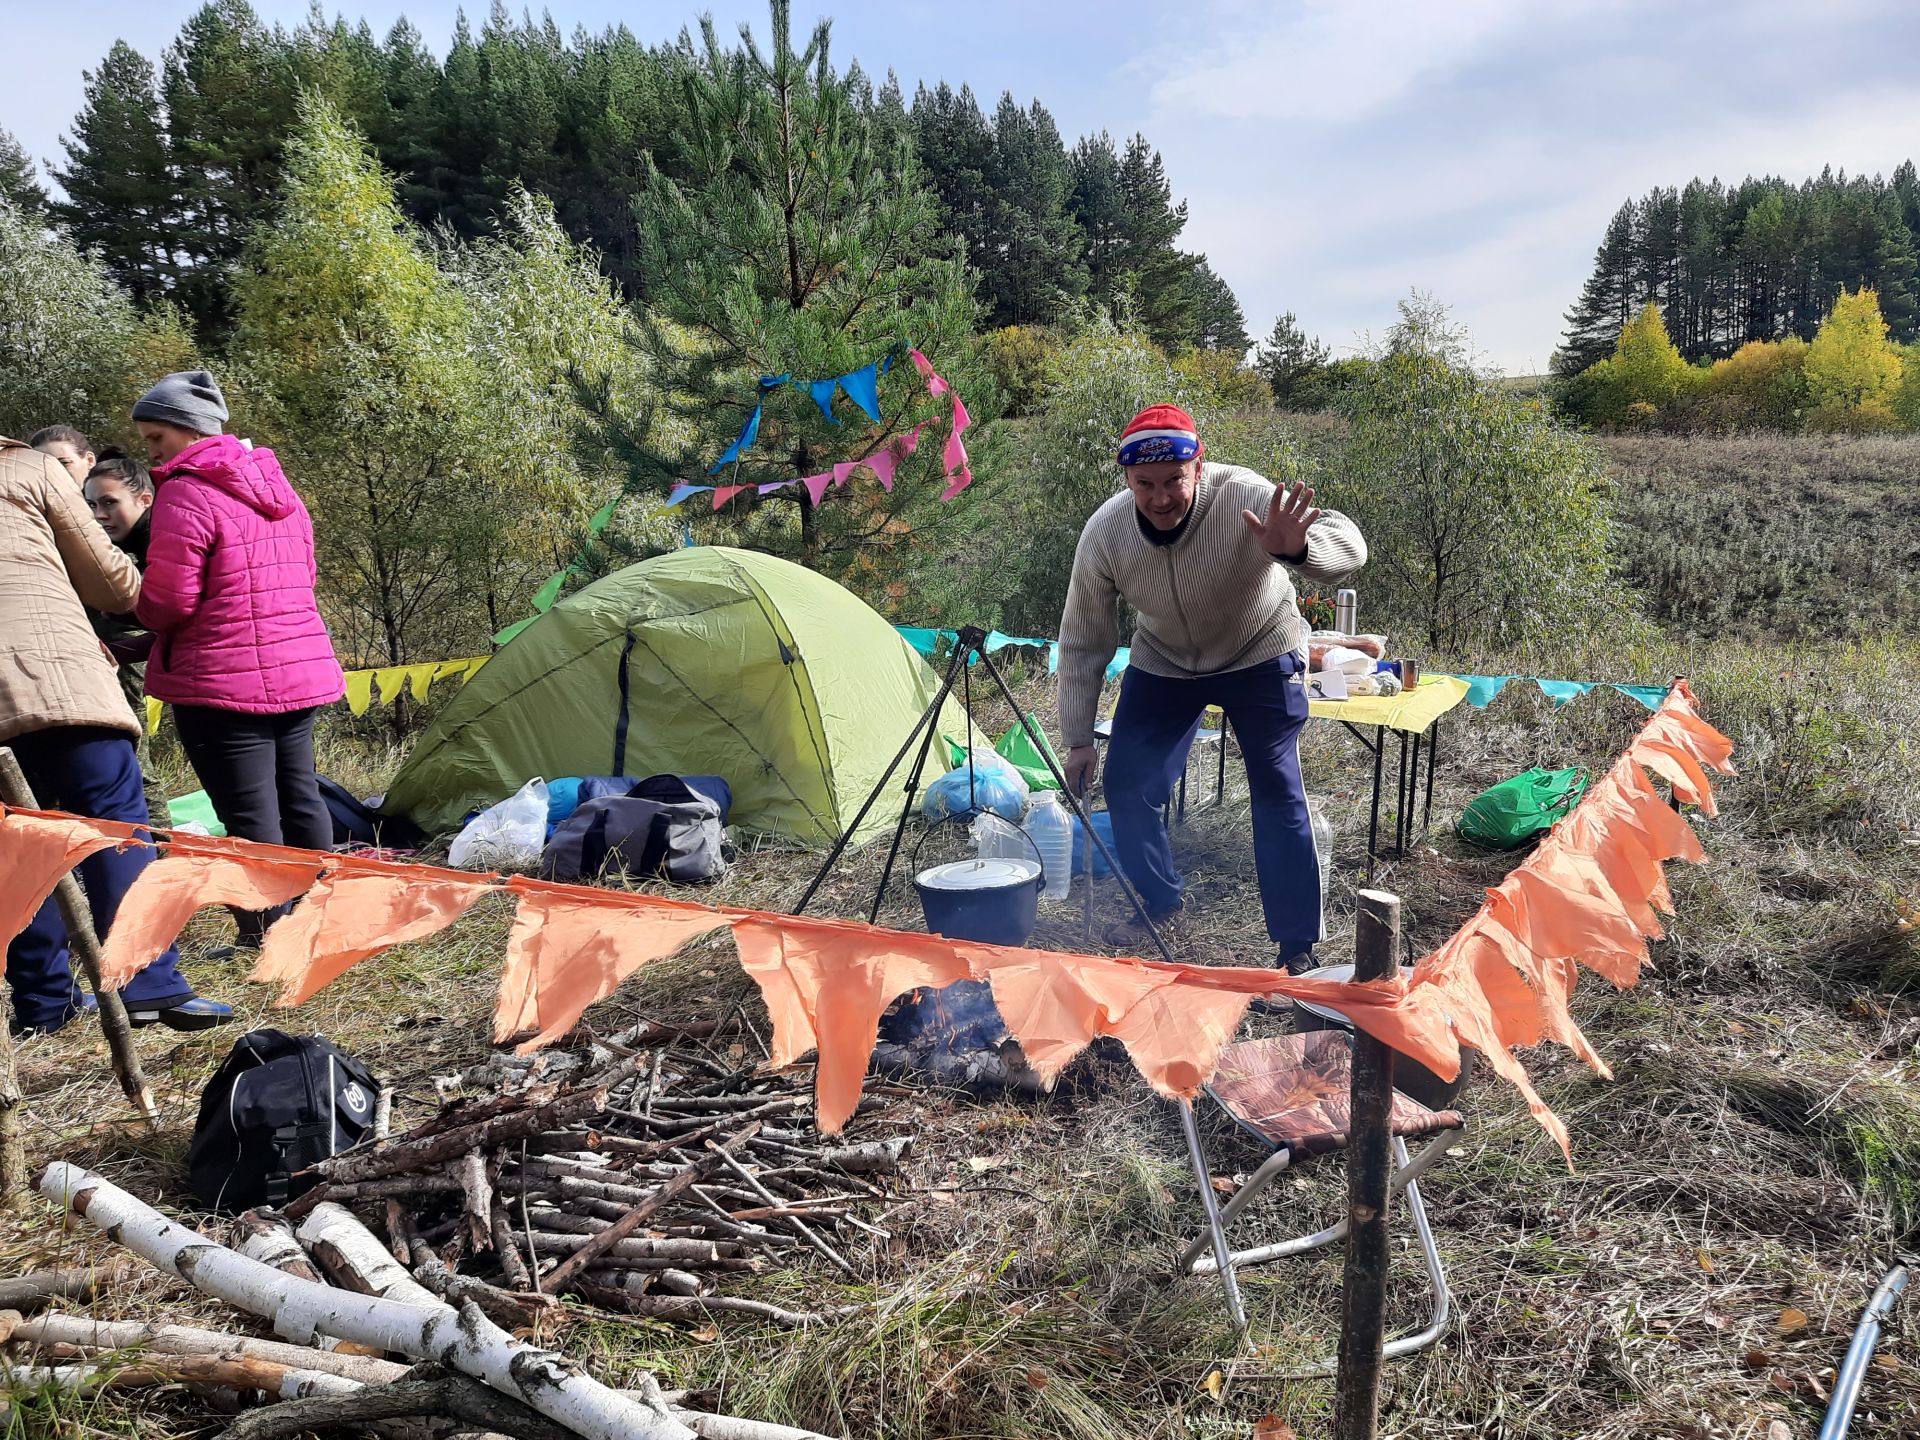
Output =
[{"x1": 187, "y1": 1029, "x2": 380, "y2": 1213}]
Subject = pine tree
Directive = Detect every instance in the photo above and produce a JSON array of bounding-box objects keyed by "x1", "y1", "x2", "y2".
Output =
[
  {"x1": 910, "y1": 82, "x2": 995, "y2": 285},
  {"x1": 53, "y1": 42, "x2": 178, "y2": 298},
  {"x1": 1066, "y1": 131, "x2": 1126, "y2": 306},
  {"x1": 982, "y1": 94, "x2": 1086, "y2": 325},
  {"x1": 1557, "y1": 202, "x2": 1636, "y2": 373},
  {"x1": 163, "y1": 0, "x2": 301, "y2": 328},
  {"x1": 0, "y1": 129, "x2": 48, "y2": 216},
  {"x1": 1186, "y1": 257, "x2": 1249, "y2": 353},
  {"x1": 1255, "y1": 311, "x2": 1331, "y2": 404},
  {"x1": 607, "y1": 0, "x2": 986, "y2": 569},
  {"x1": 1115, "y1": 133, "x2": 1195, "y2": 348}
]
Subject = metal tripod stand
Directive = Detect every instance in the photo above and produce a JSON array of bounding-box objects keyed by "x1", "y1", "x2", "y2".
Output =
[{"x1": 786, "y1": 625, "x2": 1255, "y2": 1339}]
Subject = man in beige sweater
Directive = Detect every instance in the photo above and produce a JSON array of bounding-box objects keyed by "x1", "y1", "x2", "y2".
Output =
[{"x1": 1057, "y1": 404, "x2": 1367, "y2": 970}]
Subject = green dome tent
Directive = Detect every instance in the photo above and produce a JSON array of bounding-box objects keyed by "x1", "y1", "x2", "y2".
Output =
[{"x1": 381, "y1": 547, "x2": 966, "y2": 844}]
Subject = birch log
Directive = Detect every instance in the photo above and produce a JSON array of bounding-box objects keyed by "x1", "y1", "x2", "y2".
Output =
[
  {"x1": 40, "y1": 1162, "x2": 696, "y2": 1440},
  {"x1": 1, "y1": 1356, "x2": 366, "y2": 1398},
  {"x1": 11, "y1": 1314, "x2": 407, "y2": 1385},
  {"x1": 295, "y1": 1203, "x2": 443, "y2": 1309},
  {"x1": 235, "y1": 1210, "x2": 326, "y2": 1285}
]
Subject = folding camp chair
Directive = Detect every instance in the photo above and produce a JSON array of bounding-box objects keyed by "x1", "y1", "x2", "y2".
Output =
[{"x1": 1175, "y1": 1031, "x2": 1464, "y2": 1369}]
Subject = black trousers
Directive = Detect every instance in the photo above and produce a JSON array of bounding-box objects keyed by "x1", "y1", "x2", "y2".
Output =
[{"x1": 173, "y1": 705, "x2": 333, "y2": 945}]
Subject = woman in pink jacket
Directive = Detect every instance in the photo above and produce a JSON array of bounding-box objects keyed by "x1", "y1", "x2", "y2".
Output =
[{"x1": 134, "y1": 371, "x2": 346, "y2": 951}]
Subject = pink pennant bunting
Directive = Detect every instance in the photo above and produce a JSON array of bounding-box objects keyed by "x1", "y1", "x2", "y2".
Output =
[
  {"x1": 862, "y1": 447, "x2": 897, "y2": 491},
  {"x1": 831, "y1": 461, "x2": 858, "y2": 488},
  {"x1": 757, "y1": 479, "x2": 797, "y2": 495},
  {"x1": 802, "y1": 471, "x2": 835, "y2": 505},
  {"x1": 941, "y1": 394, "x2": 973, "y2": 499},
  {"x1": 910, "y1": 348, "x2": 949, "y2": 397},
  {"x1": 712, "y1": 485, "x2": 748, "y2": 510}
]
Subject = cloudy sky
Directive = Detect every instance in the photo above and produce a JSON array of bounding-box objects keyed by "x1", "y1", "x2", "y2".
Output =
[{"x1": 8, "y1": 0, "x2": 1920, "y2": 372}]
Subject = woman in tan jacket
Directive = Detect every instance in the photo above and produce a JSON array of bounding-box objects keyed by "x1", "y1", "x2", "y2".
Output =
[{"x1": 0, "y1": 435, "x2": 229, "y2": 1035}]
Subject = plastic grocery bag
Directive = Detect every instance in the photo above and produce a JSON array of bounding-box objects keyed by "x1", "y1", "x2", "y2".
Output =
[
  {"x1": 449, "y1": 777, "x2": 550, "y2": 870},
  {"x1": 945, "y1": 716, "x2": 1065, "y2": 792},
  {"x1": 922, "y1": 748, "x2": 1028, "y2": 823}
]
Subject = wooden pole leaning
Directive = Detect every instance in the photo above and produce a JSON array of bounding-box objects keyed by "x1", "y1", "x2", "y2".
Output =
[
  {"x1": 0, "y1": 748, "x2": 160, "y2": 1127},
  {"x1": 1334, "y1": 887, "x2": 1401, "y2": 1440}
]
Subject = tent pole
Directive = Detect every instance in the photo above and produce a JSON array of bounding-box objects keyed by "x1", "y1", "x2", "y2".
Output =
[{"x1": 790, "y1": 646, "x2": 968, "y2": 916}]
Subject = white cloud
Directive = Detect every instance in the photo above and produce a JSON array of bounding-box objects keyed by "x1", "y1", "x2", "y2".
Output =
[
  {"x1": 1142, "y1": 0, "x2": 1920, "y2": 374},
  {"x1": 1148, "y1": 0, "x2": 1621, "y2": 125}
]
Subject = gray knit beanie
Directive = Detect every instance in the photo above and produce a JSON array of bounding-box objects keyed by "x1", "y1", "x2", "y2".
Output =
[{"x1": 131, "y1": 370, "x2": 228, "y2": 435}]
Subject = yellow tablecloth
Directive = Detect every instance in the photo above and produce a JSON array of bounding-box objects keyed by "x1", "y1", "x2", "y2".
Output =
[{"x1": 1307, "y1": 673, "x2": 1469, "y2": 735}]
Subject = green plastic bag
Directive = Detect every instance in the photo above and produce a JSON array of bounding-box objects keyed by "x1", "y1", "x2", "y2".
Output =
[
  {"x1": 1457, "y1": 767, "x2": 1587, "y2": 850},
  {"x1": 946, "y1": 715, "x2": 1064, "y2": 793},
  {"x1": 167, "y1": 789, "x2": 228, "y2": 838}
]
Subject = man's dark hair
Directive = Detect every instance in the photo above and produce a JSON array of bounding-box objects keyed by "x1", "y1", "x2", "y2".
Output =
[{"x1": 29, "y1": 424, "x2": 91, "y2": 452}]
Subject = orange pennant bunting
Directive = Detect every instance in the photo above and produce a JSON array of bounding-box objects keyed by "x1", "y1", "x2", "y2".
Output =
[
  {"x1": 498, "y1": 879, "x2": 733, "y2": 1051},
  {"x1": 0, "y1": 680, "x2": 1736, "y2": 1166},
  {"x1": 0, "y1": 809, "x2": 122, "y2": 946},
  {"x1": 99, "y1": 851, "x2": 324, "y2": 990},
  {"x1": 733, "y1": 914, "x2": 970, "y2": 1133},
  {"x1": 250, "y1": 867, "x2": 493, "y2": 1006}
]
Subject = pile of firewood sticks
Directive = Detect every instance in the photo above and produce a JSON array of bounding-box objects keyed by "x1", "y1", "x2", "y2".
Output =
[{"x1": 8, "y1": 1021, "x2": 916, "y2": 1439}]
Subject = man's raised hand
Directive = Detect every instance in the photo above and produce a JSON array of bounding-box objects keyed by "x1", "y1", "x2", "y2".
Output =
[{"x1": 1243, "y1": 479, "x2": 1321, "y2": 563}]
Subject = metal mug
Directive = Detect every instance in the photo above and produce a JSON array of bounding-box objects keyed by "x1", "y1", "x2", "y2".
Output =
[{"x1": 1401, "y1": 659, "x2": 1420, "y2": 690}]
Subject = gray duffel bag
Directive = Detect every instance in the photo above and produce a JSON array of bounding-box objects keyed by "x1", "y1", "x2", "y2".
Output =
[{"x1": 540, "y1": 775, "x2": 731, "y2": 884}]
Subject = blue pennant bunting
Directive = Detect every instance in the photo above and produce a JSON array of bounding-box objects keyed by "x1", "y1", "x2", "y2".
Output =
[
  {"x1": 837, "y1": 363, "x2": 883, "y2": 424},
  {"x1": 706, "y1": 406, "x2": 762, "y2": 473},
  {"x1": 1456, "y1": 674, "x2": 1673, "y2": 711}
]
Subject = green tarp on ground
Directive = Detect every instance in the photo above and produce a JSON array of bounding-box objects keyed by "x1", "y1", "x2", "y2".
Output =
[{"x1": 381, "y1": 547, "x2": 969, "y2": 844}]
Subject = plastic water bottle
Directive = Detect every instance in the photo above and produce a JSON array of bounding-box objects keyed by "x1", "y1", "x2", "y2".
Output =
[
  {"x1": 1025, "y1": 792, "x2": 1074, "y2": 901},
  {"x1": 1309, "y1": 799, "x2": 1333, "y2": 896}
]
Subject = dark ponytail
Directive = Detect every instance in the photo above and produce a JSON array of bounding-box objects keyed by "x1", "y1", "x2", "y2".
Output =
[{"x1": 85, "y1": 450, "x2": 153, "y2": 497}]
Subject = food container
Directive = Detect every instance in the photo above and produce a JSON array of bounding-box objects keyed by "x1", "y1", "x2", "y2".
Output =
[{"x1": 914, "y1": 858, "x2": 1042, "y2": 947}]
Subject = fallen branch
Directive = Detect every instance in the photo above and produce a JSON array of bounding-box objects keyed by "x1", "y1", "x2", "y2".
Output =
[
  {"x1": 0, "y1": 1266, "x2": 125, "y2": 1314},
  {"x1": 2, "y1": 1353, "x2": 366, "y2": 1398},
  {"x1": 708, "y1": 1147, "x2": 855, "y2": 1279},
  {"x1": 314, "y1": 1083, "x2": 612, "y2": 1184},
  {"x1": 578, "y1": 1290, "x2": 848, "y2": 1328},
  {"x1": 407, "y1": 1240, "x2": 560, "y2": 1331},
  {"x1": 461, "y1": 1150, "x2": 494, "y2": 1250},
  {"x1": 212, "y1": 1366, "x2": 577, "y2": 1440},
  {"x1": 40, "y1": 1162, "x2": 696, "y2": 1440}
]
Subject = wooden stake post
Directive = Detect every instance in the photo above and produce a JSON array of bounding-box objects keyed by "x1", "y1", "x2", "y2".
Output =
[
  {"x1": 1334, "y1": 888, "x2": 1401, "y2": 1440},
  {"x1": 0, "y1": 748, "x2": 160, "y2": 1128}
]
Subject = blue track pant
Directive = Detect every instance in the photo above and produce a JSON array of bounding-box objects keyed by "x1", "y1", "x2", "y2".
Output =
[
  {"x1": 5, "y1": 726, "x2": 190, "y2": 1033},
  {"x1": 1102, "y1": 654, "x2": 1323, "y2": 950}
]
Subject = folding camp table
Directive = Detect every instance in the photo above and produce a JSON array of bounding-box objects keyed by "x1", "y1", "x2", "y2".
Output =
[{"x1": 1307, "y1": 674, "x2": 1470, "y2": 882}]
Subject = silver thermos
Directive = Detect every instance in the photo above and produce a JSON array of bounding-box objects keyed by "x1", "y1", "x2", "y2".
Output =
[{"x1": 1334, "y1": 588, "x2": 1358, "y2": 635}]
